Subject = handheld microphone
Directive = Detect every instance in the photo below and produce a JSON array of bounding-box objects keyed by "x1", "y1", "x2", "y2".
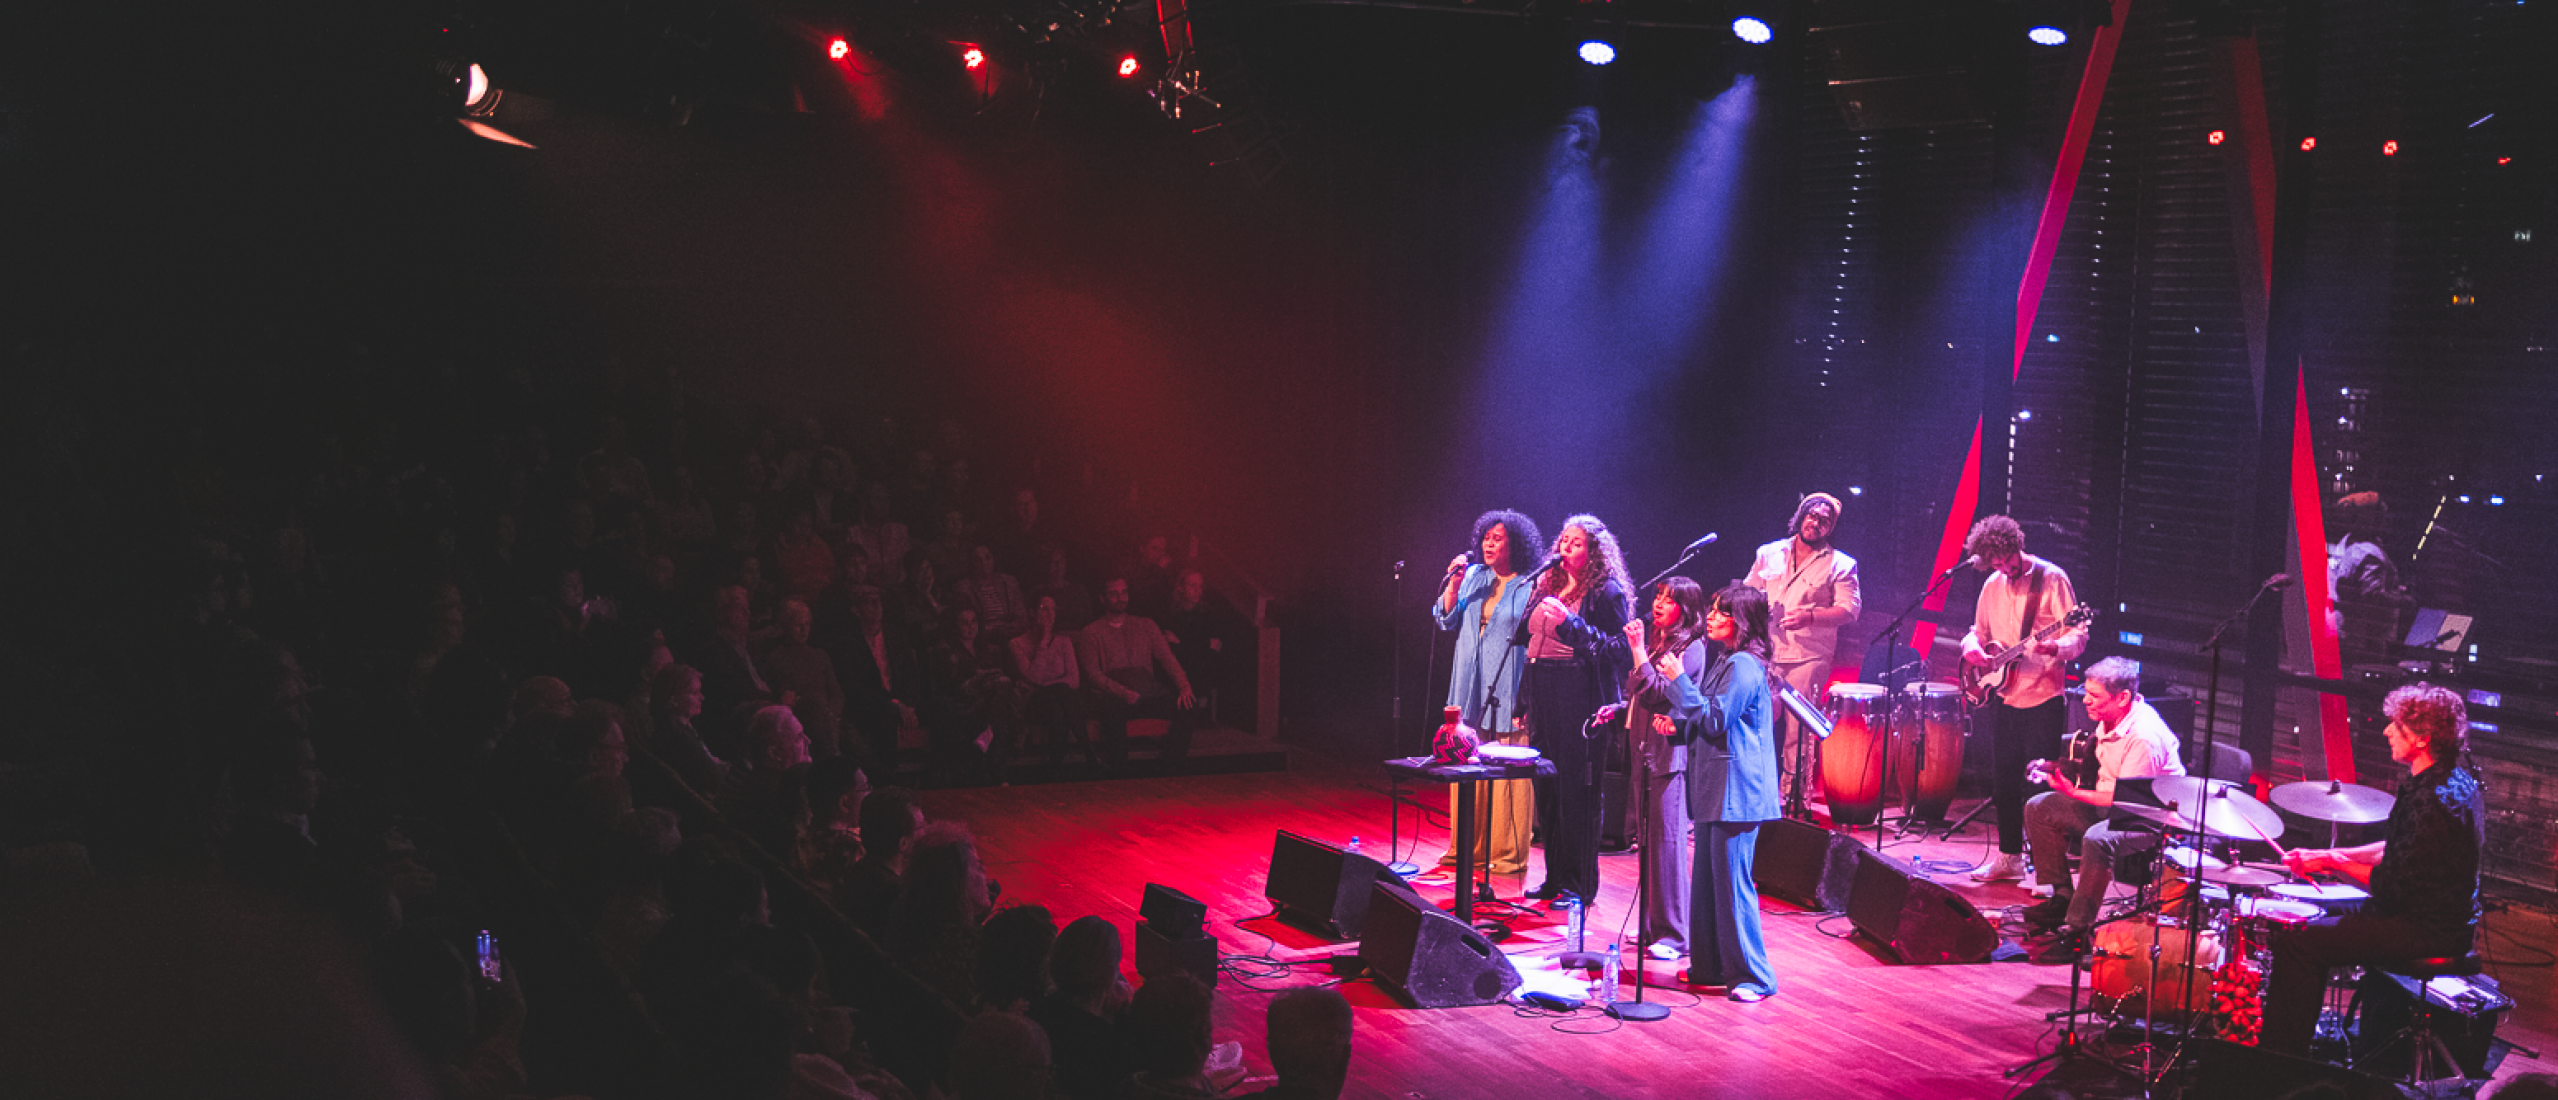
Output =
[
  {"x1": 1943, "y1": 553, "x2": 1982, "y2": 577},
  {"x1": 1681, "y1": 532, "x2": 1720, "y2": 556}
]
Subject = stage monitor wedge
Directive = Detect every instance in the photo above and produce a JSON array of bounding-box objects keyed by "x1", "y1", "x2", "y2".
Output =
[
  {"x1": 1355, "y1": 881, "x2": 1521, "y2": 1008},
  {"x1": 1843, "y1": 847, "x2": 1997, "y2": 964},
  {"x1": 1265, "y1": 829, "x2": 1397, "y2": 939},
  {"x1": 1755, "y1": 818, "x2": 1863, "y2": 912}
]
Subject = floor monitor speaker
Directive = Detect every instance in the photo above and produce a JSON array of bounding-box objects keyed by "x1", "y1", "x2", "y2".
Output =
[
  {"x1": 1265, "y1": 829, "x2": 1396, "y2": 939},
  {"x1": 1755, "y1": 818, "x2": 1863, "y2": 912},
  {"x1": 1843, "y1": 847, "x2": 1997, "y2": 964},
  {"x1": 1355, "y1": 881, "x2": 1521, "y2": 1008}
]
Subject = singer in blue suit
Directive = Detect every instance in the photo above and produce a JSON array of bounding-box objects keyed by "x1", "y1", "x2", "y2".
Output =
[
  {"x1": 1657, "y1": 583, "x2": 1781, "y2": 1002},
  {"x1": 1431, "y1": 510, "x2": 1545, "y2": 875}
]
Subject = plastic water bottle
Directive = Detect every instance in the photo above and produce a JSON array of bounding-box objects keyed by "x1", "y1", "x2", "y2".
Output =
[
  {"x1": 1600, "y1": 943, "x2": 1621, "y2": 1003},
  {"x1": 1346, "y1": 836, "x2": 1361, "y2": 856}
]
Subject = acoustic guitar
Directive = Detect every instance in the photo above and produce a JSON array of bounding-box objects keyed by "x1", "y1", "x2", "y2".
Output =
[{"x1": 1959, "y1": 604, "x2": 2096, "y2": 707}]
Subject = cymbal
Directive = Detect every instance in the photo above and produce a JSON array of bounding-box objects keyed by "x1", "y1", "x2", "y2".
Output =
[
  {"x1": 2200, "y1": 863, "x2": 2291, "y2": 888},
  {"x1": 2160, "y1": 845, "x2": 2226, "y2": 873},
  {"x1": 2136, "y1": 776, "x2": 2287, "y2": 842},
  {"x1": 2269, "y1": 779, "x2": 2395, "y2": 824}
]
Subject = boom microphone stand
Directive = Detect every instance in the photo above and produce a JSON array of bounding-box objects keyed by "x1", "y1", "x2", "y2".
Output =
[
  {"x1": 1599, "y1": 534, "x2": 1719, "y2": 1023},
  {"x1": 1867, "y1": 554, "x2": 1974, "y2": 850}
]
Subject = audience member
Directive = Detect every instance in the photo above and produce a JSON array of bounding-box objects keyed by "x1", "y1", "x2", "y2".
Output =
[
  {"x1": 1029, "y1": 548, "x2": 1096, "y2": 633},
  {"x1": 777, "y1": 510, "x2": 839, "y2": 604},
  {"x1": 1158, "y1": 569, "x2": 1235, "y2": 714},
  {"x1": 976, "y1": 903, "x2": 1059, "y2": 1013},
  {"x1": 1031, "y1": 916, "x2": 1135, "y2": 1100},
  {"x1": 648, "y1": 663, "x2": 730, "y2": 795},
  {"x1": 947, "y1": 1010, "x2": 1055, "y2": 1100},
  {"x1": 840, "y1": 786, "x2": 925, "y2": 940},
  {"x1": 1115, "y1": 973, "x2": 1216, "y2": 1100},
  {"x1": 839, "y1": 585, "x2": 921, "y2": 768},
  {"x1": 762, "y1": 599, "x2": 849, "y2": 758},
  {"x1": 1009, "y1": 596, "x2": 1088, "y2": 765},
  {"x1": 719, "y1": 704, "x2": 813, "y2": 861},
  {"x1": 954, "y1": 545, "x2": 1029, "y2": 642},
  {"x1": 889, "y1": 821, "x2": 995, "y2": 1011},
  {"x1": 1079, "y1": 579, "x2": 1199, "y2": 768},
  {"x1": 848, "y1": 484, "x2": 912, "y2": 588},
  {"x1": 1240, "y1": 988, "x2": 1352, "y2": 1100}
]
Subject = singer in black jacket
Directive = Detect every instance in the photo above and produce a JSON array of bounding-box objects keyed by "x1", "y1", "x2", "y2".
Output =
[{"x1": 1518, "y1": 514, "x2": 1635, "y2": 904}]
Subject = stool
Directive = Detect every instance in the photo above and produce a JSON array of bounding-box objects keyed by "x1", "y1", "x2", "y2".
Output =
[{"x1": 2354, "y1": 953, "x2": 2483, "y2": 1083}]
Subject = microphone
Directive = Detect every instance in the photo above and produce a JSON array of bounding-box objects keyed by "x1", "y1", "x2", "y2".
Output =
[
  {"x1": 1941, "y1": 553, "x2": 1982, "y2": 578},
  {"x1": 2261, "y1": 573, "x2": 2294, "y2": 590},
  {"x1": 1681, "y1": 532, "x2": 1720, "y2": 556},
  {"x1": 1523, "y1": 553, "x2": 1564, "y2": 579}
]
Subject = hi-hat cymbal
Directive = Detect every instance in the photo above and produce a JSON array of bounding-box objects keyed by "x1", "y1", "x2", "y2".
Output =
[
  {"x1": 2161, "y1": 845, "x2": 2227, "y2": 872},
  {"x1": 2138, "y1": 776, "x2": 2287, "y2": 842},
  {"x1": 2269, "y1": 779, "x2": 2395, "y2": 824},
  {"x1": 2200, "y1": 863, "x2": 2291, "y2": 888}
]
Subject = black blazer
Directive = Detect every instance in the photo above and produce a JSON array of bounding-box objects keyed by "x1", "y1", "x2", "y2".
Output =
[{"x1": 1520, "y1": 578, "x2": 1636, "y2": 710}]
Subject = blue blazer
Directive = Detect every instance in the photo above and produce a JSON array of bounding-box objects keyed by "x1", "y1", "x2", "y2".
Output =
[{"x1": 1663, "y1": 644, "x2": 1780, "y2": 824}]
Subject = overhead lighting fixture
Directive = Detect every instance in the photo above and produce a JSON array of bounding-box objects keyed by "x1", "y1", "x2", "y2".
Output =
[
  {"x1": 1578, "y1": 40, "x2": 1617, "y2": 66},
  {"x1": 2027, "y1": 25, "x2": 2070, "y2": 45},
  {"x1": 1731, "y1": 17, "x2": 1774, "y2": 44},
  {"x1": 962, "y1": 45, "x2": 987, "y2": 70},
  {"x1": 1118, "y1": 54, "x2": 1140, "y2": 78}
]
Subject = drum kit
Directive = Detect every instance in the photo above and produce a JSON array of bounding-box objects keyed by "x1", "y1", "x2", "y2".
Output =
[
  {"x1": 2053, "y1": 774, "x2": 2398, "y2": 1063},
  {"x1": 1818, "y1": 680, "x2": 1968, "y2": 827}
]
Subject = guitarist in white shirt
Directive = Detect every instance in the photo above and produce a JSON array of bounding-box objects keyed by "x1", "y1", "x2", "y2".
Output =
[
  {"x1": 1958, "y1": 515, "x2": 2088, "y2": 884},
  {"x1": 2017, "y1": 657, "x2": 2186, "y2": 963}
]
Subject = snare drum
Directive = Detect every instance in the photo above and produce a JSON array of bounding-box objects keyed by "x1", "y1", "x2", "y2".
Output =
[
  {"x1": 2234, "y1": 896, "x2": 2323, "y2": 930},
  {"x1": 2270, "y1": 881, "x2": 2367, "y2": 916},
  {"x1": 1821, "y1": 684, "x2": 1892, "y2": 825}
]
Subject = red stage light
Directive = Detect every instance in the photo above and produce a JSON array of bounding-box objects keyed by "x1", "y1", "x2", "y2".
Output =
[
  {"x1": 2207, "y1": 129, "x2": 2225, "y2": 145},
  {"x1": 963, "y1": 46, "x2": 986, "y2": 70},
  {"x1": 2382, "y1": 140, "x2": 2399, "y2": 156},
  {"x1": 828, "y1": 38, "x2": 849, "y2": 60},
  {"x1": 2300, "y1": 136, "x2": 2317, "y2": 151},
  {"x1": 2498, "y1": 156, "x2": 2513, "y2": 165},
  {"x1": 1118, "y1": 55, "x2": 1140, "y2": 78}
]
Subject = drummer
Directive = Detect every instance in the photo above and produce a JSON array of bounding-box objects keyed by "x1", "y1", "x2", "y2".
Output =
[
  {"x1": 2261, "y1": 683, "x2": 2485, "y2": 1058},
  {"x1": 2019, "y1": 657, "x2": 2188, "y2": 964}
]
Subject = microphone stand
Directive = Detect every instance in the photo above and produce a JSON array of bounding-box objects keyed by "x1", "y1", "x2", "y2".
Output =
[
  {"x1": 1385, "y1": 559, "x2": 1420, "y2": 876},
  {"x1": 1869, "y1": 557, "x2": 1965, "y2": 850},
  {"x1": 1604, "y1": 539, "x2": 1715, "y2": 1024}
]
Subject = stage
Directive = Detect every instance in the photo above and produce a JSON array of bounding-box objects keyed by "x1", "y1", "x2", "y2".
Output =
[{"x1": 919, "y1": 753, "x2": 2557, "y2": 1100}]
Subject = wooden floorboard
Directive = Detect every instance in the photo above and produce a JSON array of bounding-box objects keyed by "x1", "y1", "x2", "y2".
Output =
[{"x1": 919, "y1": 753, "x2": 2558, "y2": 1100}]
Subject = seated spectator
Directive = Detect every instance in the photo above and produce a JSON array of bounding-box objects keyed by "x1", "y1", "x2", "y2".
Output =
[
  {"x1": 373, "y1": 927, "x2": 534, "y2": 1100},
  {"x1": 837, "y1": 585, "x2": 921, "y2": 769},
  {"x1": 888, "y1": 821, "x2": 993, "y2": 1011},
  {"x1": 919, "y1": 509, "x2": 974, "y2": 597},
  {"x1": 776, "y1": 509, "x2": 837, "y2": 604},
  {"x1": 1079, "y1": 579, "x2": 1200, "y2": 768},
  {"x1": 803, "y1": 447, "x2": 858, "y2": 541},
  {"x1": 922, "y1": 606, "x2": 1022, "y2": 781},
  {"x1": 948, "y1": 1010, "x2": 1055, "y2": 1100},
  {"x1": 761, "y1": 599, "x2": 847, "y2": 758},
  {"x1": 1122, "y1": 535, "x2": 1177, "y2": 620},
  {"x1": 655, "y1": 465, "x2": 719, "y2": 550},
  {"x1": 649, "y1": 663, "x2": 730, "y2": 794},
  {"x1": 1158, "y1": 569, "x2": 1235, "y2": 714},
  {"x1": 953, "y1": 545, "x2": 1028, "y2": 642},
  {"x1": 977, "y1": 903, "x2": 1058, "y2": 1013},
  {"x1": 809, "y1": 542, "x2": 873, "y2": 653},
  {"x1": 1031, "y1": 915, "x2": 1135, "y2": 1100},
  {"x1": 684, "y1": 584, "x2": 773, "y2": 748},
  {"x1": 847, "y1": 484, "x2": 911, "y2": 588},
  {"x1": 992, "y1": 487, "x2": 1066, "y2": 583},
  {"x1": 579, "y1": 415, "x2": 654, "y2": 503},
  {"x1": 224, "y1": 733, "x2": 325, "y2": 896},
  {"x1": 839, "y1": 786, "x2": 924, "y2": 941},
  {"x1": 1009, "y1": 596, "x2": 1088, "y2": 765},
  {"x1": 1240, "y1": 988, "x2": 1352, "y2": 1100},
  {"x1": 1116, "y1": 973, "x2": 1216, "y2": 1100},
  {"x1": 796, "y1": 755, "x2": 870, "y2": 913},
  {"x1": 894, "y1": 558, "x2": 952, "y2": 643},
  {"x1": 718, "y1": 704, "x2": 813, "y2": 861},
  {"x1": 1029, "y1": 548, "x2": 1095, "y2": 632}
]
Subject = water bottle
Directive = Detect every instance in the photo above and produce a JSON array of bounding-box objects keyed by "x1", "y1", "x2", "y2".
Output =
[
  {"x1": 1601, "y1": 943, "x2": 1621, "y2": 1003},
  {"x1": 1563, "y1": 893, "x2": 1585, "y2": 947},
  {"x1": 1346, "y1": 836, "x2": 1361, "y2": 855}
]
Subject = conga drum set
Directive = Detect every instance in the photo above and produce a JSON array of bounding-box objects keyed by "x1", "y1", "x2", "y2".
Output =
[{"x1": 1818, "y1": 681, "x2": 1969, "y2": 827}]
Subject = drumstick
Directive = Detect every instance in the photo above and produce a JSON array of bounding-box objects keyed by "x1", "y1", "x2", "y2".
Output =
[{"x1": 2210, "y1": 788, "x2": 2306, "y2": 880}]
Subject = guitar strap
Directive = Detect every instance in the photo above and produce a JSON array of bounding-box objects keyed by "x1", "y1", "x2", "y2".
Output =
[{"x1": 2017, "y1": 560, "x2": 2047, "y2": 647}]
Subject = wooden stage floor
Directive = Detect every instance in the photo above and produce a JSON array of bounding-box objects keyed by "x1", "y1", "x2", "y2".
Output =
[{"x1": 919, "y1": 755, "x2": 2557, "y2": 1100}]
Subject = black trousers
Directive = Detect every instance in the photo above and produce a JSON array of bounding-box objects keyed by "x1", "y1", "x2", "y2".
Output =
[
  {"x1": 1984, "y1": 696, "x2": 2066, "y2": 855},
  {"x1": 1527, "y1": 660, "x2": 1607, "y2": 901},
  {"x1": 1091, "y1": 686, "x2": 1197, "y2": 766},
  {"x1": 2263, "y1": 912, "x2": 2470, "y2": 1057}
]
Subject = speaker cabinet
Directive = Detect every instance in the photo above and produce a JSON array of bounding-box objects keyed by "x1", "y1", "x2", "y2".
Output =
[
  {"x1": 1843, "y1": 848, "x2": 1997, "y2": 964},
  {"x1": 1134, "y1": 919, "x2": 1219, "y2": 989},
  {"x1": 1754, "y1": 818, "x2": 1863, "y2": 912},
  {"x1": 1355, "y1": 881, "x2": 1522, "y2": 1008},
  {"x1": 1140, "y1": 882, "x2": 1209, "y2": 942},
  {"x1": 1265, "y1": 830, "x2": 1396, "y2": 939}
]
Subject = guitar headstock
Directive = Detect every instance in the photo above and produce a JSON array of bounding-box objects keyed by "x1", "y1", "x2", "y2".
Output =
[{"x1": 2062, "y1": 604, "x2": 2096, "y2": 629}]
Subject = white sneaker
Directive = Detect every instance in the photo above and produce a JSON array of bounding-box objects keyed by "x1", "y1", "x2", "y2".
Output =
[
  {"x1": 1646, "y1": 942, "x2": 1682, "y2": 962},
  {"x1": 2030, "y1": 883, "x2": 2057, "y2": 899},
  {"x1": 1970, "y1": 852, "x2": 2028, "y2": 883}
]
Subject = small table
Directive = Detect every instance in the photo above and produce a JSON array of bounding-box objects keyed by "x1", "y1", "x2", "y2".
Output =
[{"x1": 1386, "y1": 754, "x2": 1556, "y2": 926}]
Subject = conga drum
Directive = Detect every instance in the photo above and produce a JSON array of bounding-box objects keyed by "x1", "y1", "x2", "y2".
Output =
[
  {"x1": 1821, "y1": 684, "x2": 1892, "y2": 825},
  {"x1": 1893, "y1": 682, "x2": 1968, "y2": 821}
]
